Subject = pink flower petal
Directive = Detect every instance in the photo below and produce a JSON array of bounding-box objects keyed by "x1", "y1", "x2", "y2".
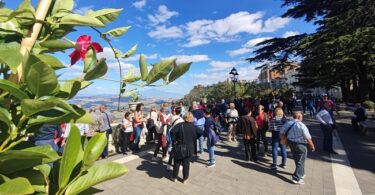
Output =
[
  {"x1": 77, "y1": 35, "x2": 91, "y2": 45},
  {"x1": 69, "y1": 50, "x2": 81, "y2": 65},
  {"x1": 91, "y1": 42, "x2": 103, "y2": 53}
]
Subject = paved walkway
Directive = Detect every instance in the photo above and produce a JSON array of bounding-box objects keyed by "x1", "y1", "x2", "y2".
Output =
[{"x1": 93, "y1": 115, "x2": 354, "y2": 195}]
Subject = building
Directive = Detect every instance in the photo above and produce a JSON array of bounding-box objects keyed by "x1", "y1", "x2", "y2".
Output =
[{"x1": 256, "y1": 63, "x2": 342, "y2": 99}]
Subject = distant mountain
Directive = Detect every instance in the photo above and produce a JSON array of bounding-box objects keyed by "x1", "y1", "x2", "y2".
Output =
[{"x1": 139, "y1": 88, "x2": 184, "y2": 99}]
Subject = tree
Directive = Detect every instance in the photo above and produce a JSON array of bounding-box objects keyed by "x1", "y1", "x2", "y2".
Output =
[{"x1": 248, "y1": 0, "x2": 375, "y2": 101}]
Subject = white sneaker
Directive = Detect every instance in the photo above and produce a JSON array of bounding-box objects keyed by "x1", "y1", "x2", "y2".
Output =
[
  {"x1": 207, "y1": 163, "x2": 216, "y2": 168},
  {"x1": 162, "y1": 156, "x2": 168, "y2": 161},
  {"x1": 292, "y1": 179, "x2": 305, "y2": 185}
]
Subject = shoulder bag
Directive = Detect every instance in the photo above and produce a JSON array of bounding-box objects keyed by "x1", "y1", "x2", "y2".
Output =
[{"x1": 280, "y1": 122, "x2": 297, "y2": 146}]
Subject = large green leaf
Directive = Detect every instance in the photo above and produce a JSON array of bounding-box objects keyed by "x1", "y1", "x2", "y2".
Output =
[
  {"x1": 84, "y1": 58, "x2": 108, "y2": 81},
  {"x1": 139, "y1": 54, "x2": 148, "y2": 81},
  {"x1": 0, "y1": 18, "x2": 24, "y2": 35},
  {"x1": 36, "y1": 54, "x2": 65, "y2": 70},
  {"x1": 0, "y1": 145, "x2": 60, "y2": 175},
  {"x1": 58, "y1": 124, "x2": 83, "y2": 189},
  {"x1": 105, "y1": 26, "x2": 131, "y2": 37},
  {"x1": 65, "y1": 162, "x2": 128, "y2": 195},
  {"x1": 123, "y1": 69, "x2": 141, "y2": 83},
  {"x1": 87, "y1": 8, "x2": 123, "y2": 24},
  {"x1": 60, "y1": 14, "x2": 104, "y2": 27},
  {"x1": 39, "y1": 39, "x2": 74, "y2": 50},
  {"x1": 9, "y1": 168, "x2": 46, "y2": 193},
  {"x1": 122, "y1": 44, "x2": 137, "y2": 58},
  {"x1": 51, "y1": 0, "x2": 74, "y2": 15},
  {"x1": 25, "y1": 59, "x2": 58, "y2": 97},
  {"x1": 84, "y1": 47, "x2": 96, "y2": 73},
  {"x1": 0, "y1": 80, "x2": 29, "y2": 99},
  {"x1": 0, "y1": 8, "x2": 12, "y2": 22},
  {"x1": 0, "y1": 177, "x2": 34, "y2": 195},
  {"x1": 146, "y1": 59, "x2": 175, "y2": 84},
  {"x1": 83, "y1": 133, "x2": 107, "y2": 168},
  {"x1": 21, "y1": 98, "x2": 79, "y2": 117},
  {"x1": 168, "y1": 62, "x2": 192, "y2": 83},
  {"x1": 0, "y1": 107, "x2": 16, "y2": 133},
  {"x1": 9, "y1": 0, "x2": 35, "y2": 26},
  {"x1": 0, "y1": 47, "x2": 22, "y2": 74},
  {"x1": 60, "y1": 80, "x2": 81, "y2": 99}
]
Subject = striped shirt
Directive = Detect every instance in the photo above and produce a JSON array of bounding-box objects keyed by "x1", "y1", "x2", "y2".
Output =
[
  {"x1": 280, "y1": 120, "x2": 311, "y2": 144},
  {"x1": 269, "y1": 117, "x2": 287, "y2": 131}
]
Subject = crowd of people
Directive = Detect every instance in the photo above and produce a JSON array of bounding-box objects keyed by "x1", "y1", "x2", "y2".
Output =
[{"x1": 30, "y1": 94, "x2": 370, "y2": 185}]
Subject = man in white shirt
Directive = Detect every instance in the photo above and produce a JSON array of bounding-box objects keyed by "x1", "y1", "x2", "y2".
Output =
[
  {"x1": 316, "y1": 102, "x2": 337, "y2": 154},
  {"x1": 280, "y1": 112, "x2": 315, "y2": 185}
]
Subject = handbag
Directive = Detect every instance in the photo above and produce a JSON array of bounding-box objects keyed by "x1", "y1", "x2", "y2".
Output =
[
  {"x1": 280, "y1": 122, "x2": 297, "y2": 146},
  {"x1": 174, "y1": 124, "x2": 189, "y2": 160}
]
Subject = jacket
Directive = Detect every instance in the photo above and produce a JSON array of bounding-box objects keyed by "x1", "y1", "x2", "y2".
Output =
[
  {"x1": 170, "y1": 122, "x2": 203, "y2": 157},
  {"x1": 240, "y1": 115, "x2": 257, "y2": 140}
]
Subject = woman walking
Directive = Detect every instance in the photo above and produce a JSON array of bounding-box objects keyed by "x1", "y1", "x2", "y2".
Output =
[
  {"x1": 167, "y1": 107, "x2": 184, "y2": 170},
  {"x1": 269, "y1": 108, "x2": 288, "y2": 169},
  {"x1": 205, "y1": 108, "x2": 220, "y2": 168},
  {"x1": 170, "y1": 112, "x2": 203, "y2": 183},
  {"x1": 240, "y1": 108, "x2": 258, "y2": 162},
  {"x1": 256, "y1": 105, "x2": 269, "y2": 156},
  {"x1": 226, "y1": 103, "x2": 239, "y2": 142}
]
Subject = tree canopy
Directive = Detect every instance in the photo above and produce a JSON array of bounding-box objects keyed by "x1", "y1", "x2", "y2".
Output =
[{"x1": 248, "y1": 0, "x2": 375, "y2": 101}]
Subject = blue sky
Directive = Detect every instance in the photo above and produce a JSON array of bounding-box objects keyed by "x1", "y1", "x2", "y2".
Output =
[{"x1": 5, "y1": 0, "x2": 316, "y2": 98}]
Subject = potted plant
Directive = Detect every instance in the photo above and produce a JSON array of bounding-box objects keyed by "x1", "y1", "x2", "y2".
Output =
[{"x1": 128, "y1": 92, "x2": 141, "y2": 111}]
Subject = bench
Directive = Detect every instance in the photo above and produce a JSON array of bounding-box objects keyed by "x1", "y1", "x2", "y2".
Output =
[{"x1": 360, "y1": 120, "x2": 375, "y2": 137}]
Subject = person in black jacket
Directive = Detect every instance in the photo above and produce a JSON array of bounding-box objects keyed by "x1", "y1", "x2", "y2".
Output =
[{"x1": 170, "y1": 112, "x2": 203, "y2": 184}]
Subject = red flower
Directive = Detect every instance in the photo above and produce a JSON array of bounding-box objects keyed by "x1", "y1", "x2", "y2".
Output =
[{"x1": 69, "y1": 35, "x2": 103, "y2": 65}]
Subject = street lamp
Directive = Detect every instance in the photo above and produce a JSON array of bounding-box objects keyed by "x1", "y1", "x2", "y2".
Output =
[{"x1": 229, "y1": 67, "x2": 239, "y2": 97}]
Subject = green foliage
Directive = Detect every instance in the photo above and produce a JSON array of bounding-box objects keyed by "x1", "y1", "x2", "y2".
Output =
[
  {"x1": 169, "y1": 62, "x2": 192, "y2": 83},
  {"x1": 0, "y1": 0, "x2": 193, "y2": 193},
  {"x1": 363, "y1": 101, "x2": 375, "y2": 110},
  {"x1": 249, "y1": 0, "x2": 375, "y2": 101}
]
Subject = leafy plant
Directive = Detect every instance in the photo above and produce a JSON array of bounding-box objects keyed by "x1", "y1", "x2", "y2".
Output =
[
  {"x1": 363, "y1": 100, "x2": 375, "y2": 110},
  {"x1": 0, "y1": 0, "x2": 191, "y2": 194}
]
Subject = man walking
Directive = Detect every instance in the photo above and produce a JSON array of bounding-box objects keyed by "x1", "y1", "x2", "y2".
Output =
[
  {"x1": 99, "y1": 104, "x2": 113, "y2": 159},
  {"x1": 316, "y1": 102, "x2": 338, "y2": 154},
  {"x1": 281, "y1": 112, "x2": 315, "y2": 185}
]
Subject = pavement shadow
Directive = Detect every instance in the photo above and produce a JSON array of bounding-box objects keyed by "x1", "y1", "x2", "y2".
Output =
[
  {"x1": 231, "y1": 160, "x2": 293, "y2": 183},
  {"x1": 136, "y1": 154, "x2": 171, "y2": 179}
]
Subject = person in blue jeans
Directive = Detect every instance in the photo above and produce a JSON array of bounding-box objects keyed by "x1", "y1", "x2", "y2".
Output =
[
  {"x1": 192, "y1": 105, "x2": 205, "y2": 154},
  {"x1": 132, "y1": 103, "x2": 145, "y2": 153},
  {"x1": 269, "y1": 108, "x2": 287, "y2": 169},
  {"x1": 204, "y1": 108, "x2": 219, "y2": 168},
  {"x1": 280, "y1": 112, "x2": 315, "y2": 185}
]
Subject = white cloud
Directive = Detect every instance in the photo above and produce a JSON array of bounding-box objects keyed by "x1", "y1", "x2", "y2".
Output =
[
  {"x1": 132, "y1": 0, "x2": 147, "y2": 10},
  {"x1": 163, "y1": 54, "x2": 210, "y2": 64},
  {"x1": 147, "y1": 11, "x2": 291, "y2": 47},
  {"x1": 244, "y1": 37, "x2": 273, "y2": 48},
  {"x1": 148, "y1": 25, "x2": 183, "y2": 39},
  {"x1": 209, "y1": 61, "x2": 241, "y2": 71},
  {"x1": 226, "y1": 37, "x2": 273, "y2": 57},
  {"x1": 226, "y1": 48, "x2": 252, "y2": 57},
  {"x1": 74, "y1": 5, "x2": 94, "y2": 15},
  {"x1": 96, "y1": 47, "x2": 158, "y2": 62},
  {"x1": 148, "y1": 5, "x2": 178, "y2": 25},
  {"x1": 107, "y1": 60, "x2": 135, "y2": 73},
  {"x1": 283, "y1": 31, "x2": 300, "y2": 38},
  {"x1": 262, "y1": 17, "x2": 291, "y2": 32}
]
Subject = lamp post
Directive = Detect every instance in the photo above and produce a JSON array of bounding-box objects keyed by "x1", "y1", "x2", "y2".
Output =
[{"x1": 229, "y1": 67, "x2": 239, "y2": 97}]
